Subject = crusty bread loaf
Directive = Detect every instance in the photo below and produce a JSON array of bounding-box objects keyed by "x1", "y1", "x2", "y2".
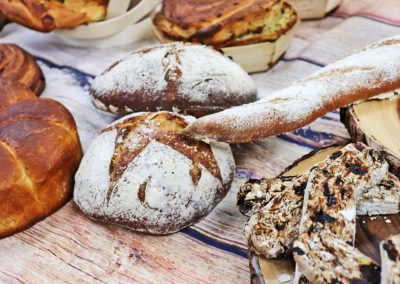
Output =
[
  {"x1": 0, "y1": 44, "x2": 83, "y2": 238},
  {"x1": 185, "y1": 36, "x2": 400, "y2": 143},
  {"x1": 74, "y1": 111, "x2": 235, "y2": 234},
  {"x1": 91, "y1": 42, "x2": 257, "y2": 117},
  {"x1": 0, "y1": 0, "x2": 108, "y2": 32},
  {"x1": 153, "y1": 0, "x2": 297, "y2": 48}
]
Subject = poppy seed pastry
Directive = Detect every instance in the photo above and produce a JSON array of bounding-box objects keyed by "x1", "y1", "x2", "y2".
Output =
[
  {"x1": 73, "y1": 111, "x2": 235, "y2": 234},
  {"x1": 90, "y1": 42, "x2": 257, "y2": 117}
]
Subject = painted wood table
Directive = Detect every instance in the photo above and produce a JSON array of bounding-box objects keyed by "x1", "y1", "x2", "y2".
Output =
[{"x1": 0, "y1": 0, "x2": 399, "y2": 283}]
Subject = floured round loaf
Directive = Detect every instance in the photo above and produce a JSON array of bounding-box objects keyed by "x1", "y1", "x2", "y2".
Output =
[
  {"x1": 90, "y1": 42, "x2": 257, "y2": 117},
  {"x1": 74, "y1": 111, "x2": 235, "y2": 234}
]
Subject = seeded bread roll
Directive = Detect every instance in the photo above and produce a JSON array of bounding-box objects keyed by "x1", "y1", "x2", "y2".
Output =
[
  {"x1": 74, "y1": 111, "x2": 235, "y2": 234},
  {"x1": 90, "y1": 42, "x2": 257, "y2": 117}
]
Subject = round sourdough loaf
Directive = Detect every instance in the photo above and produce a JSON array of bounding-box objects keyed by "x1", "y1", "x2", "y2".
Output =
[
  {"x1": 90, "y1": 42, "x2": 257, "y2": 117},
  {"x1": 74, "y1": 111, "x2": 235, "y2": 234}
]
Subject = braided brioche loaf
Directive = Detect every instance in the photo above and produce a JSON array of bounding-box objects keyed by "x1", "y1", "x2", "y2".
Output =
[
  {"x1": 186, "y1": 36, "x2": 400, "y2": 143},
  {"x1": 0, "y1": 44, "x2": 83, "y2": 238},
  {"x1": 0, "y1": 0, "x2": 108, "y2": 32}
]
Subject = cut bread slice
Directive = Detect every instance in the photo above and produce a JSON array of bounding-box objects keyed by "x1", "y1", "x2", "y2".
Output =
[
  {"x1": 380, "y1": 234, "x2": 400, "y2": 284},
  {"x1": 237, "y1": 175, "x2": 308, "y2": 217},
  {"x1": 293, "y1": 229, "x2": 381, "y2": 284},
  {"x1": 294, "y1": 144, "x2": 387, "y2": 283},
  {"x1": 245, "y1": 183, "x2": 305, "y2": 258},
  {"x1": 244, "y1": 144, "x2": 395, "y2": 260}
]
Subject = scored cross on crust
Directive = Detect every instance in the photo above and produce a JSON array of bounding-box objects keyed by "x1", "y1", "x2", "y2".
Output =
[{"x1": 103, "y1": 112, "x2": 224, "y2": 202}]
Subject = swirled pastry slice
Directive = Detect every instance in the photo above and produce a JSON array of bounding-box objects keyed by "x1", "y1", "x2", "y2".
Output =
[
  {"x1": 153, "y1": 0, "x2": 297, "y2": 48},
  {"x1": 237, "y1": 175, "x2": 307, "y2": 217},
  {"x1": 381, "y1": 234, "x2": 400, "y2": 284},
  {"x1": 293, "y1": 229, "x2": 381, "y2": 284},
  {"x1": 0, "y1": 0, "x2": 108, "y2": 32}
]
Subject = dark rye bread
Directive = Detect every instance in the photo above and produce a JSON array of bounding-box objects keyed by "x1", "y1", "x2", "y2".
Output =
[
  {"x1": 74, "y1": 111, "x2": 235, "y2": 234},
  {"x1": 90, "y1": 42, "x2": 257, "y2": 117},
  {"x1": 153, "y1": 0, "x2": 298, "y2": 48}
]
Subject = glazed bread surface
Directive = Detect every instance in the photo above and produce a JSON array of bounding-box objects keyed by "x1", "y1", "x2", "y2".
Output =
[
  {"x1": 153, "y1": 0, "x2": 298, "y2": 47},
  {"x1": 0, "y1": 0, "x2": 108, "y2": 32},
  {"x1": 0, "y1": 44, "x2": 83, "y2": 238}
]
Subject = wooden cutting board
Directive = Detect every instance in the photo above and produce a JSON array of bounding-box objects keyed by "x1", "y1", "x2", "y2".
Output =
[
  {"x1": 248, "y1": 145, "x2": 400, "y2": 284},
  {"x1": 341, "y1": 95, "x2": 400, "y2": 177}
]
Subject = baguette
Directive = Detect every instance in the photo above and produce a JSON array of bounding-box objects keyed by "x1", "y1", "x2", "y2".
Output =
[{"x1": 185, "y1": 36, "x2": 400, "y2": 143}]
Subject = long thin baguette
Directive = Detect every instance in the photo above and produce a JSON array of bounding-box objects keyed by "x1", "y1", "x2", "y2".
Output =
[{"x1": 185, "y1": 36, "x2": 400, "y2": 143}]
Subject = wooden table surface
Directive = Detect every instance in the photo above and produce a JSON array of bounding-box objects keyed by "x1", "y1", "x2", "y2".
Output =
[{"x1": 0, "y1": 0, "x2": 400, "y2": 283}]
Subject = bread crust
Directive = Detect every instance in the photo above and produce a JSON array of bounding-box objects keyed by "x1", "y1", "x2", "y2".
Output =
[
  {"x1": 153, "y1": 0, "x2": 297, "y2": 48},
  {"x1": 0, "y1": 0, "x2": 108, "y2": 32},
  {"x1": 0, "y1": 44, "x2": 83, "y2": 238},
  {"x1": 185, "y1": 36, "x2": 400, "y2": 143},
  {"x1": 90, "y1": 42, "x2": 257, "y2": 117},
  {"x1": 74, "y1": 111, "x2": 235, "y2": 235}
]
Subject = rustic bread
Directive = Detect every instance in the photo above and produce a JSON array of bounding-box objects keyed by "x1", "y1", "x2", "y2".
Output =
[
  {"x1": 0, "y1": 0, "x2": 108, "y2": 32},
  {"x1": 293, "y1": 229, "x2": 381, "y2": 284},
  {"x1": 153, "y1": 0, "x2": 298, "y2": 48},
  {"x1": 91, "y1": 42, "x2": 257, "y2": 117},
  {"x1": 74, "y1": 111, "x2": 235, "y2": 235},
  {"x1": 0, "y1": 44, "x2": 83, "y2": 238},
  {"x1": 186, "y1": 36, "x2": 400, "y2": 143},
  {"x1": 381, "y1": 234, "x2": 400, "y2": 284}
]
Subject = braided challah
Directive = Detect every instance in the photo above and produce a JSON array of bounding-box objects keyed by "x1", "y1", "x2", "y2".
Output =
[
  {"x1": 0, "y1": 0, "x2": 108, "y2": 32},
  {"x1": 0, "y1": 44, "x2": 82, "y2": 238}
]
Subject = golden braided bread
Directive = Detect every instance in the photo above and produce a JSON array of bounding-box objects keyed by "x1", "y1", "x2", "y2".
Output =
[
  {"x1": 0, "y1": 0, "x2": 108, "y2": 32},
  {"x1": 0, "y1": 44, "x2": 83, "y2": 238}
]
